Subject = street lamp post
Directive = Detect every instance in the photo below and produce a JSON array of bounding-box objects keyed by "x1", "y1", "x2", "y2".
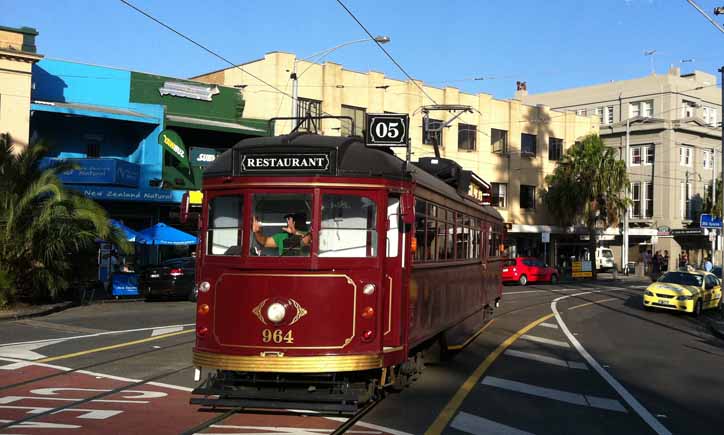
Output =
[
  {"x1": 623, "y1": 118, "x2": 631, "y2": 272},
  {"x1": 291, "y1": 36, "x2": 390, "y2": 120}
]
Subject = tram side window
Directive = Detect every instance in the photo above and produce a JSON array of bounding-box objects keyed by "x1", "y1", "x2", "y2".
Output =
[
  {"x1": 251, "y1": 193, "x2": 313, "y2": 257},
  {"x1": 414, "y1": 199, "x2": 428, "y2": 262},
  {"x1": 387, "y1": 196, "x2": 400, "y2": 258},
  {"x1": 207, "y1": 195, "x2": 243, "y2": 256},
  {"x1": 320, "y1": 194, "x2": 378, "y2": 257},
  {"x1": 488, "y1": 231, "x2": 501, "y2": 257}
]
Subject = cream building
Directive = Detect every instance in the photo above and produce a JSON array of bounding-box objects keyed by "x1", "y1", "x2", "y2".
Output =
[
  {"x1": 193, "y1": 52, "x2": 598, "y2": 260},
  {"x1": 0, "y1": 25, "x2": 42, "y2": 153},
  {"x1": 522, "y1": 67, "x2": 722, "y2": 270}
]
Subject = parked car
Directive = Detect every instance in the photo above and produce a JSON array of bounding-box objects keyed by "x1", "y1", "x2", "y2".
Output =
[
  {"x1": 596, "y1": 247, "x2": 615, "y2": 272},
  {"x1": 643, "y1": 270, "x2": 722, "y2": 316},
  {"x1": 502, "y1": 257, "x2": 559, "y2": 286},
  {"x1": 139, "y1": 257, "x2": 197, "y2": 301}
]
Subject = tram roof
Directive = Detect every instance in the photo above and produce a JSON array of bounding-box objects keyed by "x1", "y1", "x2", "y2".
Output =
[{"x1": 205, "y1": 133, "x2": 502, "y2": 220}]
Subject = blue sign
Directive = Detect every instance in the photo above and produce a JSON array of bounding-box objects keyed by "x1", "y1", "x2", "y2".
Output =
[
  {"x1": 700, "y1": 213, "x2": 722, "y2": 229},
  {"x1": 54, "y1": 158, "x2": 140, "y2": 187},
  {"x1": 67, "y1": 185, "x2": 185, "y2": 203},
  {"x1": 112, "y1": 273, "x2": 139, "y2": 296}
]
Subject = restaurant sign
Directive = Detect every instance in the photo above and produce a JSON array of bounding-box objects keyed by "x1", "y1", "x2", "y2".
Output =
[{"x1": 240, "y1": 153, "x2": 330, "y2": 173}]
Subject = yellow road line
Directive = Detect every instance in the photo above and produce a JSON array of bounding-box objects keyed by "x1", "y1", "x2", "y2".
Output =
[
  {"x1": 36, "y1": 329, "x2": 193, "y2": 363},
  {"x1": 447, "y1": 319, "x2": 496, "y2": 351},
  {"x1": 424, "y1": 312, "x2": 554, "y2": 435},
  {"x1": 569, "y1": 297, "x2": 619, "y2": 311}
]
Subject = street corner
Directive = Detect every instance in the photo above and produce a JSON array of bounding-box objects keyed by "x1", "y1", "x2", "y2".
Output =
[{"x1": 0, "y1": 302, "x2": 75, "y2": 322}]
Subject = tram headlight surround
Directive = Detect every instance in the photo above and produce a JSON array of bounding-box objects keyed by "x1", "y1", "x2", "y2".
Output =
[
  {"x1": 266, "y1": 302, "x2": 287, "y2": 324},
  {"x1": 199, "y1": 281, "x2": 211, "y2": 293},
  {"x1": 363, "y1": 283, "x2": 376, "y2": 295}
]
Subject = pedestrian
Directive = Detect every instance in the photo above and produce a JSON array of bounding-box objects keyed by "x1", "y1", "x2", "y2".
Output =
[
  {"x1": 705, "y1": 257, "x2": 713, "y2": 273},
  {"x1": 678, "y1": 253, "x2": 686, "y2": 270},
  {"x1": 662, "y1": 250, "x2": 669, "y2": 272},
  {"x1": 652, "y1": 251, "x2": 661, "y2": 275},
  {"x1": 643, "y1": 250, "x2": 652, "y2": 273}
]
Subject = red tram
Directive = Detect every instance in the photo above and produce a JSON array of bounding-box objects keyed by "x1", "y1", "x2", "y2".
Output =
[{"x1": 189, "y1": 132, "x2": 505, "y2": 412}]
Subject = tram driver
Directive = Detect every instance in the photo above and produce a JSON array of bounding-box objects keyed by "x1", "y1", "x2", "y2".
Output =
[{"x1": 252, "y1": 212, "x2": 312, "y2": 256}]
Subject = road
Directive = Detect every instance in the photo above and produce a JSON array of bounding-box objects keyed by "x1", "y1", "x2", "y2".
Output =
[{"x1": 0, "y1": 279, "x2": 722, "y2": 434}]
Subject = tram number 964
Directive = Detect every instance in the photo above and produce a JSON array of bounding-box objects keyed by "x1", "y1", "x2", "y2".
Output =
[{"x1": 262, "y1": 329, "x2": 294, "y2": 344}]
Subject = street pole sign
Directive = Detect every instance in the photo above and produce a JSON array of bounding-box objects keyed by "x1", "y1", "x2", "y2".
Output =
[
  {"x1": 365, "y1": 113, "x2": 409, "y2": 147},
  {"x1": 700, "y1": 213, "x2": 723, "y2": 229}
]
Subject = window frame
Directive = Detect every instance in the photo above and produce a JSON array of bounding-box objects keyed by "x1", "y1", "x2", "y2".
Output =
[
  {"x1": 520, "y1": 185, "x2": 536, "y2": 210},
  {"x1": 644, "y1": 145, "x2": 654, "y2": 165},
  {"x1": 491, "y1": 182, "x2": 507, "y2": 208},
  {"x1": 548, "y1": 137, "x2": 563, "y2": 161},
  {"x1": 423, "y1": 118, "x2": 444, "y2": 146},
  {"x1": 521, "y1": 133, "x2": 537, "y2": 157},
  {"x1": 458, "y1": 123, "x2": 477, "y2": 151},
  {"x1": 341, "y1": 105, "x2": 366, "y2": 137},
  {"x1": 680, "y1": 146, "x2": 693, "y2": 167},
  {"x1": 644, "y1": 181, "x2": 653, "y2": 218},
  {"x1": 631, "y1": 182, "x2": 641, "y2": 218},
  {"x1": 491, "y1": 128, "x2": 508, "y2": 154},
  {"x1": 296, "y1": 98, "x2": 322, "y2": 132},
  {"x1": 630, "y1": 146, "x2": 642, "y2": 166}
]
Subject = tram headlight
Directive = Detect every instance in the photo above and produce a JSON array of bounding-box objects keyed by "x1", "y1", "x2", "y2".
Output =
[
  {"x1": 199, "y1": 281, "x2": 211, "y2": 293},
  {"x1": 363, "y1": 283, "x2": 376, "y2": 295},
  {"x1": 266, "y1": 303, "x2": 286, "y2": 324}
]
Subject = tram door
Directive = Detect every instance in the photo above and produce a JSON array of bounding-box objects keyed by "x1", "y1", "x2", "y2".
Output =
[{"x1": 383, "y1": 194, "x2": 404, "y2": 347}]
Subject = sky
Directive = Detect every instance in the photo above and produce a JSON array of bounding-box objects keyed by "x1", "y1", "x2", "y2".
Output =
[{"x1": 4, "y1": 0, "x2": 724, "y2": 100}]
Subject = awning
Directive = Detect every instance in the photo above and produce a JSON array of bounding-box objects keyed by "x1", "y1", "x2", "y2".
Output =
[
  {"x1": 136, "y1": 223, "x2": 197, "y2": 245},
  {"x1": 166, "y1": 114, "x2": 268, "y2": 136},
  {"x1": 31, "y1": 101, "x2": 160, "y2": 124}
]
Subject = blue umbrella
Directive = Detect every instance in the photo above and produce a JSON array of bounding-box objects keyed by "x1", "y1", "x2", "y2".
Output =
[
  {"x1": 136, "y1": 222, "x2": 197, "y2": 245},
  {"x1": 109, "y1": 219, "x2": 141, "y2": 242}
]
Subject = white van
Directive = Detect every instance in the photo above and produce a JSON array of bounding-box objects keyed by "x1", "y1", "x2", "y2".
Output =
[{"x1": 596, "y1": 247, "x2": 615, "y2": 272}]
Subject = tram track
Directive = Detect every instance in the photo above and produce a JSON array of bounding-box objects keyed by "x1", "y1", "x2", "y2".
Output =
[
  {"x1": 0, "y1": 364, "x2": 194, "y2": 430},
  {"x1": 0, "y1": 338, "x2": 195, "y2": 393}
]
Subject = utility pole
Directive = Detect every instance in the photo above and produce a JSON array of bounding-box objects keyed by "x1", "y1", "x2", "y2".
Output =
[
  {"x1": 720, "y1": 66, "x2": 723, "y2": 267},
  {"x1": 623, "y1": 119, "x2": 630, "y2": 273}
]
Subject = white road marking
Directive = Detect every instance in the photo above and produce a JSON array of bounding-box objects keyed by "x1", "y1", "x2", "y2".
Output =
[
  {"x1": 0, "y1": 419, "x2": 81, "y2": 429},
  {"x1": 503, "y1": 289, "x2": 579, "y2": 295},
  {"x1": 151, "y1": 326, "x2": 184, "y2": 337},
  {"x1": 551, "y1": 290, "x2": 672, "y2": 434},
  {"x1": 0, "y1": 341, "x2": 63, "y2": 360},
  {"x1": 505, "y1": 349, "x2": 587, "y2": 370},
  {"x1": 539, "y1": 322, "x2": 559, "y2": 329},
  {"x1": 520, "y1": 335, "x2": 571, "y2": 348},
  {"x1": 325, "y1": 417, "x2": 416, "y2": 435},
  {"x1": 209, "y1": 425, "x2": 380, "y2": 434},
  {"x1": 0, "y1": 323, "x2": 195, "y2": 347},
  {"x1": 451, "y1": 411, "x2": 535, "y2": 435},
  {"x1": 481, "y1": 376, "x2": 626, "y2": 413}
]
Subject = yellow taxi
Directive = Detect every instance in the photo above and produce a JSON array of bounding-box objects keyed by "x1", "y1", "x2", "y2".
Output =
[{"x1": 643, "y1": 270, "x2": 723, "y2": 316}]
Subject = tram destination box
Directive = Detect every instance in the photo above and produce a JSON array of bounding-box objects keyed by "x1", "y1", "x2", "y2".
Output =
[{"x1": 365, "y1": 113, "x2": 409, "y2": 147}]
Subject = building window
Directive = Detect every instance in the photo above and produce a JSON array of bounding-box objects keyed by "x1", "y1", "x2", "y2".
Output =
[
  {"x1": 631, "y1": 147, "x2": 641, "y2": 166},
  {"x1": 491, "y1": 128, "x2": 508, "y2": 154},
  {"x1": 423, "y1": 118, "x2": 443, "y2": 146},
  {"x1": 631, "y1": 182, "x2": 641, "y2": 218},
  {"x1": 679, "y1": 146, "x2": 693, "y2": 167},
  {"x1": 644, "y1": 145, "x2": 654, "y2": 165},
  {"x1": 644, "y1": 182, "x2": 653, "y2": 218},
  {"x1": 630, "y1": 100, "x2": 653, "y2": 118},
  {"x1": 296, "y1": 98, "x2": 321, "y2": 132},
  {"x1": 576, "y1": 108, "x2": 586, "y2": 116},
  {"x1": 703, "y1": 149, "x2": 714, "y2": 169},
  {"x1": 682, "y1": 100, "x2": 697, "y2": 118},
  {"x1": 341, "y1": 105, "x2": 366, "y2": 137},
  {"x1": 520, "y1": 185, "x2": 536, "y2": 210},
  {"x1": 606, "y1": 105, "x2": 614, "y2": 124},
  {"x1": 681, "y1": 181, "x2": 692, "y2": 219},
  {"x1": 458, "y1": 123, "x2": 477, "y2": 151},
  {"x1": 703, "y1": 107, "x2": 718, "y2": 126},
  {"x1": 491, "y1": 183, "x2": 507, "y2": 208},
  {"x1": 521, "y1": 133, "x2": 537, "y2": 156},
  {"x1": 548, "y1": 137, "x2": 563, "y2": 161},
  {"x1": 595, "y1": 107, "x2": 603, "y2": 124}
]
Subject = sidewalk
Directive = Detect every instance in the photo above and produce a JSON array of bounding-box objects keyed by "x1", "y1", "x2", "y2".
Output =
[
  {"x1": 706, "y1": 312, "x2": 724, "y2": 340},
  {"x1": 0, "y1": 301, "x2": 74, "y2": 321}
]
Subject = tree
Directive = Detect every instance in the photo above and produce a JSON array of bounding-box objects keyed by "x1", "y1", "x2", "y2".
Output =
[
  {"x1": 703, "y1": 178, "x2": 722, "y2": 219},
  {"x1": 0, "y1": 134, "x2": 130, "y2": 305},
  {"x1": 542, "y1": 134, "x2": 630, "y2": 277}
]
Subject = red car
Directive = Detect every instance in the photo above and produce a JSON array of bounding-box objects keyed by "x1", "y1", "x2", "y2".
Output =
[{"x1": 502, "y1": 257, "x2": 559, "y2": 286}]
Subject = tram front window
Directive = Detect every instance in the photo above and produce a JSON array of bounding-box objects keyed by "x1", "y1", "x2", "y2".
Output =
[
  {"x1": 319, "y1": 194, "x2": 377, "y2": 257},
  {"x1": 250, "y1": 193, "x2": 313, "y2": 256}
]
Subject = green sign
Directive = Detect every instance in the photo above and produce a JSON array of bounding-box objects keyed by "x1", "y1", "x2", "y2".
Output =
[
  {"x1": 158, "y1": 129, "x2": 189, "y2": 170},
  {"x1": 190, "y1": 147, "x2": 219, "y2": 167}
]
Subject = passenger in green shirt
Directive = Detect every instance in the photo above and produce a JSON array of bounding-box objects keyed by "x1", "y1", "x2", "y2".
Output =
[{"x1": 252, "y1": 213, "x2": 312, "y2": 256}]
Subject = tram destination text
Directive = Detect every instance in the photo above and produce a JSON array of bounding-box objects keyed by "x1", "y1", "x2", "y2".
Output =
[{"x1": 240, "y1": 153, "x2": 330, "y2": 172}]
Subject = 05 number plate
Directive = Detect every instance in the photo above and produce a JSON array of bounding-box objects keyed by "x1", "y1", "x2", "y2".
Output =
[{"x1": 262, "y1": 329, "x2": 294, "y2": 344}]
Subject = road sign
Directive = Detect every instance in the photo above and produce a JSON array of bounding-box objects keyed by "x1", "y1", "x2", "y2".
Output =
[
  {"x1": 700, "y1": 213, "x2": 723, "y2": 229},
  {"x1": 365, "y1": 113, "x2": 409, "y2": 147},
  {"x1": 542, "y1": 232, "x2": 550, "y2": 243}
]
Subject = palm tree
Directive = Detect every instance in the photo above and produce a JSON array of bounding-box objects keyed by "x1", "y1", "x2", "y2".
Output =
[
  {"x1": 0, "y1": 134, "x2": 130, "y2": 305},
  {"x1": 542, "y1": 134, "x2": 630, "y2": 278}
]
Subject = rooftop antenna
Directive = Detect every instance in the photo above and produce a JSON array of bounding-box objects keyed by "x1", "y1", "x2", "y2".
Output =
[{"x1": 644, "y1": 49, "x2": 657, "y2": 74}]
